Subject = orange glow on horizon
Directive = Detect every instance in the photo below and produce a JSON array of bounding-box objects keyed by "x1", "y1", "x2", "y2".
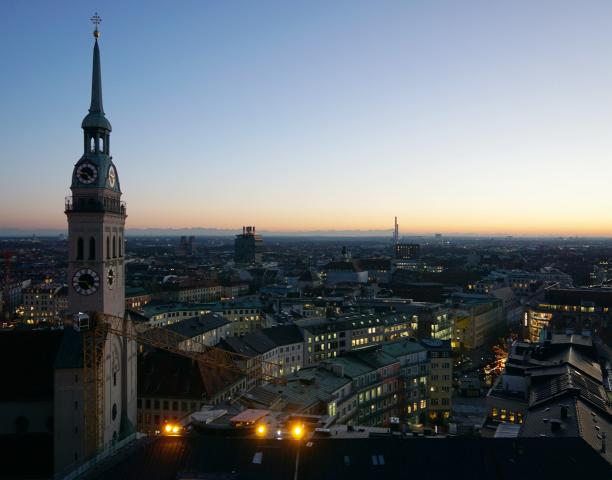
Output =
[
  {"x1": 5, "y1": 217, "x2": 612, "y2": 237},
  {"x1": 4, "y1": 201, "x2": 612, "y2": 237}
]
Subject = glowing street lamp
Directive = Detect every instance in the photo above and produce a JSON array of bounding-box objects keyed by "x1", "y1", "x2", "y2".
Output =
[
  {"x1": 291, "y1": 423, "x2": 304, "y2": 440},
  {"x1": 163, "y1": 422, "x2": 182, "y2": 435},
  {"x1": 256, "y1": 423, "x2": 267, "y2": 437}
]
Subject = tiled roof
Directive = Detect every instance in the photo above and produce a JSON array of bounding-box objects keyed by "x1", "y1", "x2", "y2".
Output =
[
  {"x1": 382, "y1": 339, "x2": 427, "y2": 358},
  {"x1": 164, "y1": 313, "x2": 230, "y2": 338},
  {"x1": 260, "y1": 325, "x2": 304, "y2": 346},
  {"x1": 138, "y1": 349, "x2": 241, "y2": 399},
  {"x1": 529, "y1": 366, "x2": 608, "y2": 412}
]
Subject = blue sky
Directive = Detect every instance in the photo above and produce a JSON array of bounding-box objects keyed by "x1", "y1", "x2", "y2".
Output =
[{"x1": 2, "y1": 0, "x2": 612, "y2": 235}]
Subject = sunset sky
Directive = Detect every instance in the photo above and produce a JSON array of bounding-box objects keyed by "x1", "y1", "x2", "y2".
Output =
[{"x1": 2, "y1": 0, "x2": 612, "y2": 235}]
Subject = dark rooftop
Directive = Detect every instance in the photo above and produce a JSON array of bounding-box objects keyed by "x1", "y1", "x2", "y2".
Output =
[
  {"x1": 165, "y1": 313, "x2": 230, "y2": 338},
  {"x1": 0, "y1": 330, "x2": 64, "y2": 401},
  {"x1": 83, "y1": 436, "x2": 612, "y2": 480}
]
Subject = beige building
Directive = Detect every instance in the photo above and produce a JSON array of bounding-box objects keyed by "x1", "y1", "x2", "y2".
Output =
[
  {"x1": 125, "y1": 287, "x2": 151, "y2": 310},
  {"x1": 159, "y1": 281, "x2": 221, "y2": 303},
  {"x1": 23, "y1": 280, "x2": 68, "y2": 325},
  {"x1": 421, "y1": 339, "x2": 453, "y2": 423},
  {"x1": 450, "y1": 294, "x2": 504, "y2": 351},
  {"x1": 162, "y1": 313, "x2": 231, "y2": 351}
]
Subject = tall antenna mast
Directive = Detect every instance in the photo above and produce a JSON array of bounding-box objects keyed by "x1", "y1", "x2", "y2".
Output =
[{"x1": 394, "y1": 217, "x2": 399, "y2": 245}]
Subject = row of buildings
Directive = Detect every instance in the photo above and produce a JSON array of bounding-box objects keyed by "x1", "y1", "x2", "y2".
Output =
[{"x1": 136, "y1": 335, "x2": 452, "y2": 433}]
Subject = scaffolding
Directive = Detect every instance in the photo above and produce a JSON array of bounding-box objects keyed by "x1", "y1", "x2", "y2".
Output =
[{"x1": 81, "y1": 312, "x2": 283, "y2": 454}]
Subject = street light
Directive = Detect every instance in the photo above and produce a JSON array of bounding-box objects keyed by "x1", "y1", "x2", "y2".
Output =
[
  {"x1": 256, "y1": 423, "x2": 267, "y2": 437},
  {"x1": 162, "y1": 422, "x2": 182, "y2": 436},
  {"x1": 291, "y1": 423, "x2": 304, "y2": 440},
  {"x1": 290, "y1": 423, "x2": 306, "y2": 480}
]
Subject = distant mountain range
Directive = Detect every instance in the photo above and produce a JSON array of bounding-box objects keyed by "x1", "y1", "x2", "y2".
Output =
[
  {"x1": 0, "y1": 227, "x2": 398, "y2": 238},
  {"x1": 0, "y1": 227, "x2": 597, "y2": 239}
]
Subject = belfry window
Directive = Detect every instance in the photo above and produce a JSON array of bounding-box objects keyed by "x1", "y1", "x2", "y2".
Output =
[
  {"x1": 99, "y1": 137, "x2": 104, "y2": 153},
  {"x1": 89, "y1": 237, "x2": 96, "y2": 260},
  {"x1": 112, "y1": 236, "x2": 116, "y2": 258},
  {"x1": 118, "y1": 236, "x2": 122, "y2": 257},
  {"x1": 90, "y1": 137, "x2": 95, "y2": 152},
  {"x1": 106, "y1": 236, "x2": 110, "y2": 259},
  {"x1": 77, "y1": 238, "x2": 84, "y2": 260}
]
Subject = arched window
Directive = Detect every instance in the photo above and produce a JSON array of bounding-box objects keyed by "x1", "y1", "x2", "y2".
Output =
[
  {"x1": 99, "y1": 137, "x2": 104, "y2": 153},
  {"x1": 90, "y1": 137, "x2": 95, "y2": 152},
  {"x1": 112, "y1": 236, "x2": 116, "y2": 258},
  {"x1": 118, "y1": 236, "x2": 122, "y2": 257},
  {"x1": 77, "y1": 238, "x2": 84, "y2": 260},
  {"x1": 106, "y1": 236, "x2": 110, "y2": 259},
  {"x1": 89, "y1": 237, "x2": 95, "y2": 260}
]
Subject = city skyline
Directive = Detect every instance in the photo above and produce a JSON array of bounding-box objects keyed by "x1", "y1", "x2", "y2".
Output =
[{"x1": 3, "y1": 1, "x2": 612, "y2": 236}]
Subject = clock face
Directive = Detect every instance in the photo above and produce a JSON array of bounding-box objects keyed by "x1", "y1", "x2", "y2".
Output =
[
  {"x1": 76, "y1": 163, "x2": 98, "y2": 184},
  {"x1": 107, "y1": 267, "x2": 116, "y2": 289},
  {"x1": 108, "y1": 165, "x2": 116, "y2": 188},
  {"x1": 72, "y1": 268, "x2": 100, "y2": 295}
]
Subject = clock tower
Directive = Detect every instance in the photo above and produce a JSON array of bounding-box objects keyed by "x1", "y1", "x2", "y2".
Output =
[
  {"x1": 66, "y1": 22, "x2": 125, "y2": 319},
  {"x1": 56, "y1": 19, "x2": 137, "y2": 468}
]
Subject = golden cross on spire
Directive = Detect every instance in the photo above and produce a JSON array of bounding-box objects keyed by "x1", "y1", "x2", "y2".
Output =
[{"x1": 91, "y1": 12, "x2": 102, "y2": 38}]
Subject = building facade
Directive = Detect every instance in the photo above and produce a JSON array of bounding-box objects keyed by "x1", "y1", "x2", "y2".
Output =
[
  {"x1": 23, "y1": 280, "x2": 67, "y2": 325},
  {"x1": 394, "y1": 243, "x2": 420, "y2": 260},
  {"x1": 298, "y1": 312, "x2": 415, "y2": 365},
  {"x1": 234, "y1": 226, "x2": 263, "y2": 265},
  {"x1": 421, "y1": 339, "x2": 453, "y2": 422},
  {"x1": 525, "y1": 288, "x2": 612, "y2": 342}
]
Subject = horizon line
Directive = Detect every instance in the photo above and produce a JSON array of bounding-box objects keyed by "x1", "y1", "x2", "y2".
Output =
[{"x1": 2, "y1": 226, "x2": 612, "y2": 239}]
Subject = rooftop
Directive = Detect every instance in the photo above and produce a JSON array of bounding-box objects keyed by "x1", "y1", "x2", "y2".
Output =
[
  {"x1": 164, "y1": 313, "x2": 230, "y2": 338},
  {"x1": 382, "y1": 338, "x2": 427, "y2": 358},
  {"x1": 82, "y1": 436, "x2": 612, "y2": 480},
  {"x1": 297, "y1": 312, "x2": 413, "y2": 335}
]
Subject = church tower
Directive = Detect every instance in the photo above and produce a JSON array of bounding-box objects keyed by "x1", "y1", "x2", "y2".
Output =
[
  {"x1": 56, "y1": 18, "x2": 137, "y2": 469},
  {"x1": 66, "y1": 20, "x2": 125, "y2": 319}
]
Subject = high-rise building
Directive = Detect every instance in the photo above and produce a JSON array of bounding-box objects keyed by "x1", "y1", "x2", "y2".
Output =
[
  {"x1": 58, "y1": 20, "x2": 137, "y2": 469},
  {"x1": 394, "y1": 243, "x2": 420, "y2": 260},
  {"x1": 393, "y1": 216, "x2": 399, "y2": 245},
  {"x1": 234, "y1": 226, "x2": 263, "y2": 264},
  {"x1": 178, "y1": 235, "x2": 196, "y2": 255}
]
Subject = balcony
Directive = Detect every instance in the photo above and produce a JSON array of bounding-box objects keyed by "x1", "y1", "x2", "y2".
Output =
[{"x1": 65, "y1": 196, "x2": 126, "y2": 215}]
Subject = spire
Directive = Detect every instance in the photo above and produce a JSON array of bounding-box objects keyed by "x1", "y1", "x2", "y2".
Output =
[
  {"x1": 82, "y1": 13, "x2": 112, "y2": 132},
  {"x1": 89, "y1": 36, "x2": 104, "y2": 115}
]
